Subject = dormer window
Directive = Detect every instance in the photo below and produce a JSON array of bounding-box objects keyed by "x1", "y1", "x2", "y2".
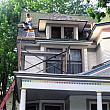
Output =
[
  {"x1": 51, "y1": 26, "x2": 61, "y2": 39},
  {"x1": 64, "y1": 27, "x2": 74, "y2": 39}
]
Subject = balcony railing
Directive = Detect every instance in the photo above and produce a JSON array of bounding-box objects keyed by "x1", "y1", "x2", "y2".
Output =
[{"x1": 21, "y1": 47, "x2": 82, "y2": 74}]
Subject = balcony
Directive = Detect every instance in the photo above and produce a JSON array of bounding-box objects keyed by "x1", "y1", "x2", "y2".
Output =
[{"x1": 20, "y1": 48, "x2": 82, "y2": 74}]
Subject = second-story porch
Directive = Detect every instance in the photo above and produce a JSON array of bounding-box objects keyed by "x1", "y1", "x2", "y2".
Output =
[{"x1": 17, "y1": 39, "x2": 93, "y2": 75}]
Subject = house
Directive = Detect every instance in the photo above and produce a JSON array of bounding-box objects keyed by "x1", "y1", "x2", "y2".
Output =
[{"x1": 15, "y1": 12, "x2": 110, "y2": 110}]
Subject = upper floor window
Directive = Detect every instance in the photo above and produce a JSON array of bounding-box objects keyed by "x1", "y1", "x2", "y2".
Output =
[
  {"x1": 67, "y1": 49, "x2": 82, "y2": 74},
  {"x1": 46, "y1": 48, "x2": 63, "y2": 74},
  {"x1": 51, "y1": 27, "x2": 61, "y2": 39},
  {"x1": 64, "y1": 27, "x2": 74, "y2": 39}
]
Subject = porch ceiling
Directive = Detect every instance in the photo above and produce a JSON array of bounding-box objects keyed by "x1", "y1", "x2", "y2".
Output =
[{"x1": 26, "y1": 89, "x2": 97, "y2": 101}]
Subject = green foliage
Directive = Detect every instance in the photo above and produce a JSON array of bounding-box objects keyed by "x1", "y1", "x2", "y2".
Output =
[
  {"x1": 107, "y1": 7, "x2": 110, "y2": 14},
  {"x1": 86, "y1": 7, "x2": 95, "y2": 19},
  {"x1": 86, "y1": 0, "x2": 110, "y2": 22},
  {"x1": 98, "y1": 0, "x2": 106, "y2": 7}
]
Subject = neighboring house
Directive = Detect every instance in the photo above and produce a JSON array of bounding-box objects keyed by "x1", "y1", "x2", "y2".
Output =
[{"x1": 15, "y1": 12, "x2": 110, "y2": 110}]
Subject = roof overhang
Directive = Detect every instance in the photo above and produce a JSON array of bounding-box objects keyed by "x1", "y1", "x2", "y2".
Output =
[
  {"x1": 36, "y1": 39, "x2": 92, "y2": 46},
  {"x1": 90, "y1": 22, "x2": 110, "y2": 40},
  {"x1": 38, "y1": 19, "x2": 87, "y2": 32}
]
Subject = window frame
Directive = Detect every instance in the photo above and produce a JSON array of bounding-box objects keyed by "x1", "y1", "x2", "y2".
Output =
[
  {"x1": 87, "y1": 99, "x2": 110, "y2": 110},
  {"x1": 46, "y1": 48, "x2": 63, "y2": 74},
  {"x1": 67, "y1": 49, "x2": 82, "y2": 74}
]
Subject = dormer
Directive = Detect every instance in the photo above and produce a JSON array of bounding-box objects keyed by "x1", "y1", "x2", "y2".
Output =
[{"x1": 46, "y1": 20, "x2": 84, "y2": 40}]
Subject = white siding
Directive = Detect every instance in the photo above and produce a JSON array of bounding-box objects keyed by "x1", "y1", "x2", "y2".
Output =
[
  {"x1": 87, "y1": 49, "x2": 97, "y2": 70},
  {"x1": 24, "y1": 46, "x2": 44, "y2": 72},
  {"x1": 96, "y1": 39, "x2": 110, "y2": 64},
  {"x1": 25, "y1": 55, "x2": 43, "y2": 72},
  {"x1": 70, "y1": 96, "x2": 86, "y2": 110}
]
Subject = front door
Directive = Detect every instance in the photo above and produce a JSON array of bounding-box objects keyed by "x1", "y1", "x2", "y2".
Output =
[{"x1": 43, "y1": 103, "x2": 63, "y2": 110}]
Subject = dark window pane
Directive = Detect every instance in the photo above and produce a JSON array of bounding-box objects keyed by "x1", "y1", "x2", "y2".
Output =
[
  {"x1": 46, "y1": 48, "x2": 63, "y2": 74},
  {"x1": 26, "y1": 104, "x2": 36, "y2": 110},
  {"x1": 46, "y1": 61, "x2": 62, "y2": 74},
  {"x1": 45, "y1": 105, "x2": 61, "y2": 110},
  {"x1": 64, "y1": 27, "x2": 74, "y2": 39},
  {"x1": 51, "y1": 27, "x2": 61, "y2": 39},
  {"x1": 67, "y1": 49, "x2": 82, "y2": 74},
  {"x1": 91, "y1": 103, "x2": 107, "y2": 110},
  {"x1": 70, "y1": 49, "x2": 81, "y2": 61},
  {"x1": 91, "y1": 104, "x2": 97, "y2": 110},
  {"x1": 103, "y1": 104, "x2": 107, "y2": 110},
  {"x1": 67, "y1": 62, "x2": 82, "y2": 74}
]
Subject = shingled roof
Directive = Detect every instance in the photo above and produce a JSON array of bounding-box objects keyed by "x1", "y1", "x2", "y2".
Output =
[
  {"x1": 79, "y1": 60, "x2": 110, "y2": 77},
  {"x1": 20, "y1": 11, "x2": 96, "y2": 26}
]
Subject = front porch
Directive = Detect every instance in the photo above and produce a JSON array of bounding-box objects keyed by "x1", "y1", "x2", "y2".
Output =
[
  {"x1": 25, "y1": 89, "x2": 110, "y2": 110},
  {"x1": 15, "y1": 72, "x2": 110, "y2": 110}
]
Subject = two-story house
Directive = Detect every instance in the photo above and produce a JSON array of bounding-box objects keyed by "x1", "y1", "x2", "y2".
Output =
[{"x1": 15, "y1": 12, "x2": 110, "y2": 110}]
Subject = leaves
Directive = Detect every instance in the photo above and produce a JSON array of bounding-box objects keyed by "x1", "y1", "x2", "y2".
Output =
[{"x1": 86, "y1": 0, "x2": 109, "y2": 22}]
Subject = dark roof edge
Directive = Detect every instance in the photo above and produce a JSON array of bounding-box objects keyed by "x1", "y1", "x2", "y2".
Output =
[{"x1": 39, "y1": 18, "x2": 88, "y2": 22}]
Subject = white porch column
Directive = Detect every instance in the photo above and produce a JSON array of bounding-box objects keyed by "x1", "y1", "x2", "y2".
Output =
[
  {"x1": 19, "y1": 89, "x2": 26, "y2": 110},
  {"x1": 97, "y1": 92, "x2": 102, "y2": 110}
]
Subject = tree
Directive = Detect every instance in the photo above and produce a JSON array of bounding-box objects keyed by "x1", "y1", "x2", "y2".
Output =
[{"x1": 85, "y1": 0, "x2": 109, "y2": 22}]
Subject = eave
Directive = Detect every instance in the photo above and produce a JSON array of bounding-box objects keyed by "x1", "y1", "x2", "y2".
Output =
[{"x1": 89, "y1": 22, "x2": 110, "y2": 40}]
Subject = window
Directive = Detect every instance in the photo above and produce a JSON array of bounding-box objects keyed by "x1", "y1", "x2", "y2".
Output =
[
  {"x1": 51, "y1": 27, "x2": 61, "y2": 39},
  {"x1": 67, "y1": 49, "x2": 82, "y2": 74},
  {"x1": 43, "y1": 103, "x2": 63, "y2": 110},
  {"x1": 64, "y1": 27, "x2": 74, "y2": 39},
  {"x1": 46, "y1": 48, "x2": 63, "y2": 74},
  {"x1": 89, "y1": 101, "x2": 109, "y2": 110}
]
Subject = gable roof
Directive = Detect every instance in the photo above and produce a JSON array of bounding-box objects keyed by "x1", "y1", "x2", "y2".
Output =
[
  {"x1": 20, "y1": 11, "x2": 96, "y2": 26},
  {"x1": 79, "y1": 60, "x2": 110, "y2": 77}
]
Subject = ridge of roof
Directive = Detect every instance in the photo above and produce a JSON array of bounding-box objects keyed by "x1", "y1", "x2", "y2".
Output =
[{"x1": 20, "y1": 11, "x2": 96, "y2": 25}]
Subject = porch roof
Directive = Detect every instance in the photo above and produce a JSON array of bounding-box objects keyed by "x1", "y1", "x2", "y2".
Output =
[{"x1": 79, "y1": 60, "x2": 110, "y2": 76}]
